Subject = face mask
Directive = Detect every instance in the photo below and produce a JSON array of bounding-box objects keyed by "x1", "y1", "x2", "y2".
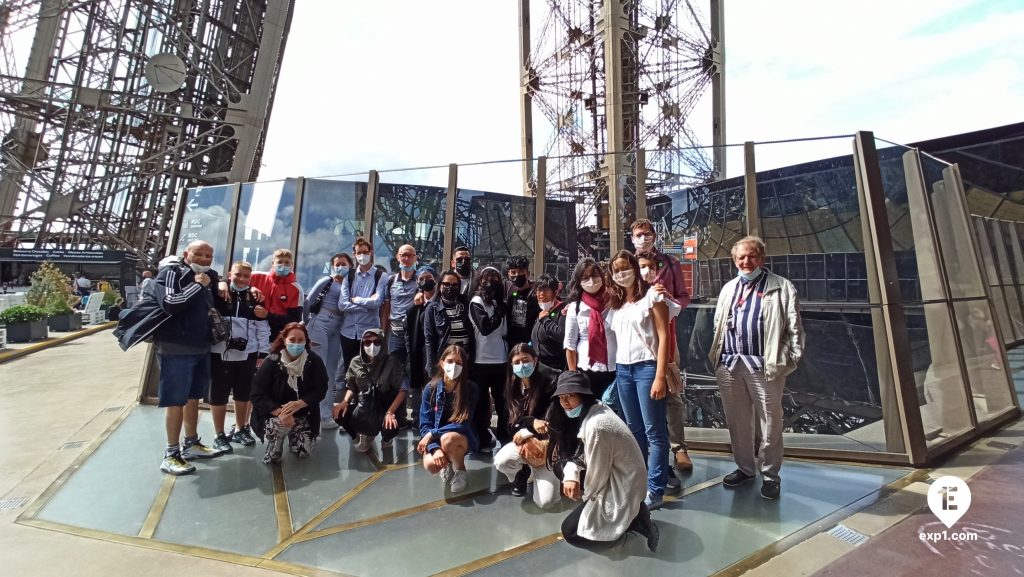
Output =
[
  {"x1": 632, "y1": 234, "x2": 654, "y2": 252},
  {"x1": 640, "y1": 266, "x2": 653, "y2": 282},
  {"x1": 189, "y1": 262, "x2": 210, "y2": 274},
  {"x1": 285, "y1": 343, "x2": 305, "y2": 357},
  {"x1": 512, "y1": 362, "x2": 535, "y2": 379},
  {"x1": 443, "y1": 361, "x2": 462, "y2": 380},
  {"x1": 399, "y1": 263, "x2": 417, "y2": 273},
  {"x1": 455, "y1": 257, "x2": 471, "y2": 274},
  {"x1": 230, "y1": 282, "x2": 248, "y2": 292},
  {"x1": 355, "y1": 254, "x2": 371, "y2": 266},
  {"x1": 565, "y1": 405, "x2": 583, "y2": 418},
  {"x1": 363, "y1": 343, "x2": 381, "y2": 358},
  {"x1": 418, "y1": 278, "x2": 436, "y2": 292},
  {"x1": 539, "y1": 300, "x2": 553, "y2": 312},
  {"x1": 440, "y1": 284, "x2": 459, "y2": 301},
  {"x1": 274, "y1": 265, "x2": 291, "y2": 276},
  {"x1": 612, "y1": 270, "x2": 635, "y2": 288},
  {"x1": 738, "y1": 267, "x2": 763, "y2": 282},
  {"x1": 332, "y1": 265, "x2": 349, "y2": 277},
  {"x1": 580, "y1": 278, "x2": 602, "y2": 294},
  {"x1": 512, "y1": 274, "x2": 528, "y2": 288},
  {"x1": 482, "y1": 281, "x2": 497, "y2": 293}
]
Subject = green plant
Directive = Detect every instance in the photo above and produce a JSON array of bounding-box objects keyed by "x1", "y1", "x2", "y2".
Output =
[
  {"x1": 26, "y1": 261, "x2": 75, "y2": 316},
  {"x1": 0, "y1": 304, "x2": 48, "y2": 325},
  {"x1": 101, "y1": 289, "x2": 120, "y2": 306}
]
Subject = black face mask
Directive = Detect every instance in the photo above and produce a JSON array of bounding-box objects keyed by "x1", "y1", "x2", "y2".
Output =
[
  {"x1": 441, "y1": 284, "x2": 459, "y2": 301},
  {"x1": 482, "y1": 281, "x2": 497, "y2": 293},
  {"x1": 455, "y1": 257, "x2": 471, "y2": 275},
  {"x1": 418, "y1": 278, "x2": 436, "y2": 292},
  {"x1": 511, "y1": 274, "x2": 528, "y2": 288}
]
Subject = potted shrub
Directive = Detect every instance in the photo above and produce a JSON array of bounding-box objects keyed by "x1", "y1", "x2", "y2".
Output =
[
  {"x1": 26, "y1": 261, "x2": 82, "y2": 332},
  {"x1": 0, "y1": 304, "x2": 49, "y2": 342}
]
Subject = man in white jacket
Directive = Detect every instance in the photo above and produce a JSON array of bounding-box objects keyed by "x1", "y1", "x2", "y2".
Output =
[{"x1": 708, "y1": 236, "x2": 804, "y2": 500}]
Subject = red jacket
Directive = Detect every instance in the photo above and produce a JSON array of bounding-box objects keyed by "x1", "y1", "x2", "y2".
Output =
[{"x1": 250, "y1": 271, "x2": 303, "y2": 336}]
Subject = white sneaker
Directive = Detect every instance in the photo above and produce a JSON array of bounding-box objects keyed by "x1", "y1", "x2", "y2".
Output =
[
  {"x1": 354, "y1": 434, "x2": 374, "y2": 453},
  {"x1": 450, "y1": 468, "x2": 468, "y2": 493},
  {"x1": 439, "y1": 463, "x2": 454, "y2": 487}
]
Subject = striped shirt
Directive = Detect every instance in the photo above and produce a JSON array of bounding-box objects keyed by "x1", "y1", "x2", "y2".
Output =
[{"x1": 721, "y1": 271, "x2": 769, "y2": 373}]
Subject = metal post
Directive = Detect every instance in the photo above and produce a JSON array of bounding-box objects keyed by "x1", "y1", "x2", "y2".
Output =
[
  {"x1": 743, "y1": 141, "x2": 759, "y2": 237},
  {"x1": 533, "y1": 156, "x2": 547, "y2": 278},
  {"x1": 289, "y1": 177, "x2": 305, "y2": 262},
  {"x1": 710, "y1": 0, "x2": 726, "y2": 179},
  {"x1": 363, "y1": 170, "x2": 379, "y2": 243},
  {"x1": 442, "y1": 163, "x2": 458, "y2": 267},
  {"x1": 518, "y1": 0, "x2": 535, "y2": 196},
  {"x1": 600, "y1": 0, "x2": 626, "y2": 254},
  {"x1": 854, "y1": 131, "x2": 926, "y2": 464},
  {"x1": 635, "y1": 148, "x2": 647, "y2": 220}
]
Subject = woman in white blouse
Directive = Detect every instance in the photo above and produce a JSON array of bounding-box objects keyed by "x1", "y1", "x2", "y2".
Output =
[
  {"x1": 606, "y1": 250, "x2": 678, "y2": 511},
  {"x1": 563, "y1": 259, "x2": 617, "y2": 405}
]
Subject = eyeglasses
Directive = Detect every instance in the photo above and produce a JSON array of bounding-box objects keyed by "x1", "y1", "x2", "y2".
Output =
[
  {"x1": 440, "y1": 282, "x2": 458, "y2": 288},
  {"x1": 632, "y1": 233, "x2": 654, "y2": 240},
  {"x1": 361, "y1": 340, "x2": 382, "y2": 346}
]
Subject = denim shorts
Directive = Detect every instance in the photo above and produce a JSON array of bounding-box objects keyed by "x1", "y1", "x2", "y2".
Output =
[{"x1": 158, "y1": 353, "x2": 211, "y2": 407}]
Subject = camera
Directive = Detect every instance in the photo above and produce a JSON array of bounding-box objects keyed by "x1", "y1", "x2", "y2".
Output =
[{"x1": 226, "y1": 337, "x2": 249, "y2": 351}]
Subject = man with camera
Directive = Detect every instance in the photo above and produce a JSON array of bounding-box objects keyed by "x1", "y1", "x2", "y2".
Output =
[
  {"x1": 152, "y1": 240, "x2": 229, "y2": 475},
  {"x1": 208, "y1": 260, "x2": 272, "y2": 453}
]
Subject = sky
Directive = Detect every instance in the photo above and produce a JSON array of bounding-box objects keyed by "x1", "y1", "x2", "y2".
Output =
[{"x1": 258, "y1": 0, "x2": 1024, "y2": 183}]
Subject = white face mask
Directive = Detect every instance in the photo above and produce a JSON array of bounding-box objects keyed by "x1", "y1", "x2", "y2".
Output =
[
  {"x1": 189, "y1": 262, "x2": 211, "y2": 274},
  {"x1": 355, "y1": 254, "x2": 371, "y2": 266},
  {"x1": 443, "y1": 361, "x2": 463, "y2": 380},
  {"x1": 580, "y1": 278, "x2": 603, "y2": 294},
  {"x1": 632, "y1": 234, "x2": 654, "y2": 252},
  {"x1": 363, "y1": 343, "x2": 381, "y2": 358},
  {"x1": 539, "y1": 300, "x2": 554, "y2": 312},
  {"x1": 612, "y1": 270, "x2": 635, "y2": 288},
  {"x1": 640, "y1": 266, "x2": 653, "y2": 282}
]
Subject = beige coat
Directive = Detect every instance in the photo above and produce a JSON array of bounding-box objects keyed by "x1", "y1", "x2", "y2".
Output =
[
  {"x1": 708, "y1": 270, "x2": 804, "y2": 381},
  {"x1": 571, "y1": 403, "x2": 648, "y2": 542}
]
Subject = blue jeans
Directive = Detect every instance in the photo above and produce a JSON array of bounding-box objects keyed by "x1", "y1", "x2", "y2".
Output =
[
  {"x1": 616, "y1": 361, "x2": 668, "y2": 496},
  {"x1": 307, "y1": 311, "x2": 344, "y2": 420}
]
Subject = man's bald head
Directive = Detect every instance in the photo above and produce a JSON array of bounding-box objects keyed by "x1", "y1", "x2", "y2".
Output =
[{"x1": 183, "y1": 240, "x2": 214, "y2": 266}]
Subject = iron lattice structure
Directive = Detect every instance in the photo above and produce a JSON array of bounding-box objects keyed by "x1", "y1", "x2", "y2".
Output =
[
  {"x1": 0, "y1": 0, "x2": 293, "y2": 266},
  {"x1": 521, "y1": 0, "x2": 720, "y2": 247}
]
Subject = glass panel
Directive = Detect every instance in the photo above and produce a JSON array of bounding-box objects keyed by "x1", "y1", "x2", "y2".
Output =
[
  {"x1": 921, "y1": 155, "x2": 986, "y2": 299},
  {"x1": 232, "y1": 179, "x2": 297, "y2": 274},
  {"x1": 295, "y1": 178, "x2": 366, "y2": 296},
  {"x1": 374, "y1": 167, "x2": 449, "y2": 273},
  {"x1": 905, "y1": 304, "x2": 973, "y2": 444},
  {"x1": 456, "y1": 169, "x2": 537, "y2": 272},
  {"x1": 953, "y1": 300, "x2": 1016, "y2": 422},
  {"x1": 173, "y1": 184, "x2": 234, "y2": 275}
]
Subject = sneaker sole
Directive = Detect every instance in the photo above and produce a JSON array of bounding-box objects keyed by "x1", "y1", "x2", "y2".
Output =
[
  {"x1": 760, "y1": 490, "x2": 780, "y2": 500},
  {"x1": 723, "y1": 476, "x2": 755, "y2": 488},
  {"x1": 160, "y1": 465, "x2": 195, "y2": 476}
]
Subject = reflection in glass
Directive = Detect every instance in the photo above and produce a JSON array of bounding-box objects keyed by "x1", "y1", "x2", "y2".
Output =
[
  {"x1": 543, "y1": 200, "x2": 577, "y2": 281},
  {"x1": 953, "y1": 300, "x2": 1015, "y2": 422},
  {"x1": 374, "y1": 183, "x2": 446, "y2": 273},
  {"x1": 904, "y1": 304, "x2": 973, "y2": 444},
  {"x1": 174, "y1": 185, "x2": 234, "y2": 275},
  {"x1": 455, "y1": 189, "x2": 536, "y2": 271},
  {"x1": 232, "y1": 180, "x2": 297, "y2": 274},
  {"x1": 295, "y1": 179, "x2": 365, "y2": 294}
]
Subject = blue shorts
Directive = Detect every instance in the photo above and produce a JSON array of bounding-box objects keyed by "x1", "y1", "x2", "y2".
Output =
[{"x1": 158, "y1": 353, "x2": 211, "y2": 407}]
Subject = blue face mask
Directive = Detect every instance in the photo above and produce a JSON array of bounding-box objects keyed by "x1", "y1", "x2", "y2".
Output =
[
  {"x1": 512, "y1": 362, "x2": 535, "y2": 379},
  {"x1": 285, "y1": 343, "x2": 305, "y2": 357},
  {"x1": 738, "y1": 267, "x2": 762, "y2": 282},
  {"x1": 565, "y1": 405, "x2": 583, "y2": 419},
  {"x1": 275, "y1": 265, "x2": 292, "y2": 277},
  {"x1": 332, "y1": 265, "x2": 349, "y2": 277},
  {"x1": 229, "y1": 282, "x2": 248, "y2": 292},
  {"x1": 399, "y1": 263, "x2": 417, "y2": 273}
]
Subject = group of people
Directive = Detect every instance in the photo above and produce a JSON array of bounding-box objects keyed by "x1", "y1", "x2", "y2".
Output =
[{"x1": 126, "y1": 218, "x2": 803, "y2": 552}]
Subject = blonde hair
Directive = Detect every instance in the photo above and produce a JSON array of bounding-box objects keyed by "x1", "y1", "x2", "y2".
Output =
[
  {"x1": 231, "y1": 260, "x2": 253, "y2": 272},
  {"x1": 272, "y1": 248, "x2": 293, "y2": 260},
  {"x1": 731, "y1": 235, "x2": 766, "y2": 258}
]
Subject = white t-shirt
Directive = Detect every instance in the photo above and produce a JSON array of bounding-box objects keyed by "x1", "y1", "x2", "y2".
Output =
[
  {"x1": 563, "y1": 299, "x2": 616, "y2": 372},
  {"x1": 470, "y1": 295, "x2": 508, "y2": 364},
  {"x1": 76, "y1": 277, "x2": 91, "y2": 288},
  {"x1": 607, "y1": 286, "x2": 680, "y2": 365}
]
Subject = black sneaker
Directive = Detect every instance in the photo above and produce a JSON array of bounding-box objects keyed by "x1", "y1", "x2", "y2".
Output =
[
  {"x1": 722, "y1": 469, "x2": 755, "y2": 487},
  {"x1": 511, "y1": 465, "x2": 530, "y2": 497},
  {"x1": 760, "y1": 480, "x2": 781, "y2": 500},
  {"x1": 230, "y1": 425, "x2": 257, "y2": 446},
  {"x1": 212, "y1": 432, "x2": 233, "y2": 454}
]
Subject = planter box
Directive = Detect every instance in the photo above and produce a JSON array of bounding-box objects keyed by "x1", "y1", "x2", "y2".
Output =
[
  {"x1": 48, "y1": 313, "x2": 83, "y2": 332},
  {"x1": 4, "y1": 320, "x2": 48, "y2": 342}
]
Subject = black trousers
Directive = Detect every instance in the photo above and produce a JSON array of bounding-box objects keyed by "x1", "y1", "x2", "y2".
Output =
[
  {"x1": 472, "y1": 362, "x2": 510, "y2": 446},
  {"x1": 338, "y1": 389, "x2": 402, "y2": 442},
  {"x1": 340, "y1": 335, "x2": 360, "y2": 374},
  {"x1": 561, "y1": 500, "x2": 652, "y2": 549}
]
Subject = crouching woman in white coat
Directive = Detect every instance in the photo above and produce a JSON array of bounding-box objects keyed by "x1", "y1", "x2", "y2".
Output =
[{"x1": 545, "y1": 371, "x2": 659, "y2": 551}]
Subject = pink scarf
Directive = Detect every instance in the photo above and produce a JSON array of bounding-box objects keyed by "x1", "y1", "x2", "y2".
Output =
[{"x1": 580, "y1": 290, "x2": 608, "y2": 366}]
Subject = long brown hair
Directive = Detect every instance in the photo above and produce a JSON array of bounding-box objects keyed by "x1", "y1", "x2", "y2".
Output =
[
  {"x1": 271, "y1": 322, "x2": 311, "y2": 354},
  {"x1": 431, "y1": 344, "x2": 472, "y2": 423},
  {"x1": 503, "y1": 343, "x2": 546, "y2": 421},
  {"x1": 605, "y1": 250, "x2": 648, "y2": 309}
]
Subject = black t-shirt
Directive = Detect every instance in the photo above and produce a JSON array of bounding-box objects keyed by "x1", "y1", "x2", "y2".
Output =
[{"x1": 506, "y1": 286, "x2": 539, "y2": 347}]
